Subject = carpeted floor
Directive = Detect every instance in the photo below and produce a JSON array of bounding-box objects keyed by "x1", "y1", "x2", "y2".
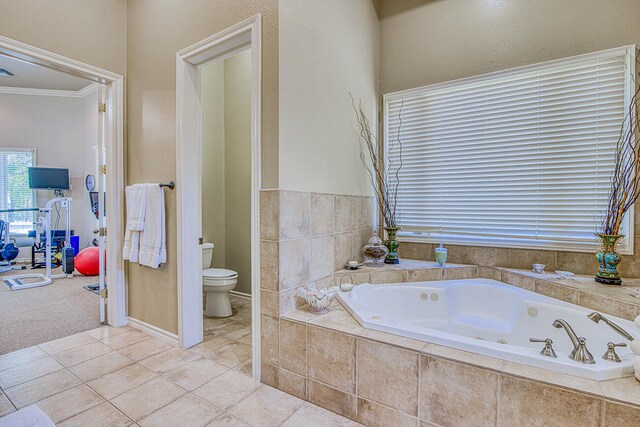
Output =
[{"x1": 0, "y1": 267, "x2": 101, "y2": 355}]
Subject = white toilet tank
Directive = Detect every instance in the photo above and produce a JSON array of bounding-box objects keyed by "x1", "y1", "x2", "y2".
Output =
[{"x1": 200, "y1": 242, "x2": 215, "y2": 269}]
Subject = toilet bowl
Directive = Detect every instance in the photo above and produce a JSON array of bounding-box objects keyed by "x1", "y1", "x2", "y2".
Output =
[{"x1": 200, "y1": 243, "x2": 238, "y2": 317}]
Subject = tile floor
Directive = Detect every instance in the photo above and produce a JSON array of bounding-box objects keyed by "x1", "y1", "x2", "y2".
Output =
[{"x1": 0, "y1": 295, "x2": 361, "y2": 426}]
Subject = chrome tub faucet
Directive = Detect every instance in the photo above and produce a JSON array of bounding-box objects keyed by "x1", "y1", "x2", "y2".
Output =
[
  {"x1": 553, "y1": 319, "x2": 595, "y2": 364},
  {"x1": 587, "y1": 312, "x2": 634, "y2": 341}
]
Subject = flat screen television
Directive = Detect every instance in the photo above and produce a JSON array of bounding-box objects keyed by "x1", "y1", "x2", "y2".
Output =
[{"x1": 28, "y1": 167, "x2": 70, "y2": 190}]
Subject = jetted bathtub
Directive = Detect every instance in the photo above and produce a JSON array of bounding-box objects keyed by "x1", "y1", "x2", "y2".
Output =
[{"x1": 337, "y1": 278, "x2": 639, "y2": 380}]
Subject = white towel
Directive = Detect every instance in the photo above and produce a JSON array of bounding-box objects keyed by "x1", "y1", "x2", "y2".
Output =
[
  {"x1": 125, "y1": 184, "x2": 147, "y2": 231},
  {"x1": 138, "y1": 184, "x2": 167, "y2": 268},
  {"x1": 0, "y1": 405, "x2": 55, "y2": 427}
]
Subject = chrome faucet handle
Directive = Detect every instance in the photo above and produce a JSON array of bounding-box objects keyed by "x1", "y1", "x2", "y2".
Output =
[
  {"x1": 529, "y1": 338, "x2": 557, "y2": 358},
  {"x1": 602, "y1": 342, "x2": 627, "y2": 363},
  {"x1": 571, "y1": 337, "x2": 596, "y2": 364}
]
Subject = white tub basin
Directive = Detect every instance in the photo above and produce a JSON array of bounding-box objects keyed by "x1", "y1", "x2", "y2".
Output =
[{"x1": 337, "y1": 278, "x2": 639, "y2": 380}]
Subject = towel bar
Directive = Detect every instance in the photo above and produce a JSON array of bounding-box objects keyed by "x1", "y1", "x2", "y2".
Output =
[{"x1": 159, "y1": 181, "x2": 175, "y2": 190}]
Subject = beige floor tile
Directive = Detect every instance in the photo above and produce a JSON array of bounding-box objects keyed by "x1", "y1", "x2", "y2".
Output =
[
  {"x1": 164, "y1": 358, "x2": 228, "y2": 391},
  {"x1": 216, "y1": 322, "x2": 252, "y2": 341},
  {"x1": 51, "y1": 341, "x2": 114, "y2": 367},
  {"x1": 100, "y1": 330, "x2": 150, "y2": 350},
  {"x1": 138, "y1": 347, "x2": 200, "y2": 375},
  {"x1": 238, "y1": 334, "x2": 252, "y2": 346},
  {"x1": 0, "y1": 391, "x2": 15, "y2": 417},
  {"x1": 85, "y1": 326, "x2": 134, "y2": 340},
  {"x1": 0, "y1": 346, "x2": 48, "y2": 372},
  {"x1": 229, "y1": 296, "x2": 250, "y2": 307},
  {"x1": 87, "y1": 364, "x2": 158, "y2": 400},
  {"x1": 39, "y1": 332, "x2": 97, "y2": 354},
  {"x1": 207, "y1": 412, "x2": 251, "y2": 426},
  {"x1": 110, "y1": 376, "x2": 187, "y2": 421},
  {"x1": 58, "y1": 401, "x2": 134, "y2": 427},
  {"x1": 138, "y1": 393, "x2": 220, "y2": 427},
  {"x1": 207, "y1": 342, "x2": 252, "y2": 368},
  {"x1": 0, "y1": 355, "x2": 63, "y2": 388},
  {"x1": 69, "y1": 351, "x2": 134, "y2": 382},
  {"x1": 117, "y1": 338, "x2": 172, "y2": 361},
  {"x1": 36, "y1": 384, "x2": 105, "y2": 423},
  {"x1": 234, "y1": 360, "x2": 252, "y2": 377},
  {"x1": 4, "y1": 369, "x2": 81, "y2": 408},
  {"x1": 192, "y1": 336, "x2": 235, "y2": 357},
  {"x1": 281, "y1": 402, "x2": 362, "y2": 427},
  {"x1": 204, "y1": 317, "x2": 238, "y2": 332},
  {"x1": 194, "y1": 370, "x2": 261, "y2": 410},
  {"x1": 228, "y1": 386, "x2": 304, "y2": 427}
]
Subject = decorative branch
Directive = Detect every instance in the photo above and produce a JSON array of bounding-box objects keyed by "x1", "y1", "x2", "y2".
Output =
[
  {"x1": 350, "y1": 94, "x2": 404, "y2": 228},
  {"x1": 600, "y1": 67, "x2": 640, "y2": 235}
]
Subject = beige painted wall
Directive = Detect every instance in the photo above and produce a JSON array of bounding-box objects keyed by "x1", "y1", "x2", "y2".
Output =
[
  {"x1": 278, "y1": 0, "x2": 379, "y2": 197},
  {"x1": 126, "y1": 0, "x2": 279, "y2": 333},
  {"x1": 201, "y1": 50, "x2": 252, "y2": 295},
  {"x1": 380, "y1": 0, "x2": 640, "y2": 94}
]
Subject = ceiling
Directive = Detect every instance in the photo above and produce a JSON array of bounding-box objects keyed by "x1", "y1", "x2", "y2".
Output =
[{"x1": 0, "y1": 54, "x2": 93, "y2": 91}]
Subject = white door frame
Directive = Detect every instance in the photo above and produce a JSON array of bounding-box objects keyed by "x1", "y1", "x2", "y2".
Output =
[
  {"x1": 0, "y1": 35, "x2": 127, "y2": 327},
  {"x1": 176, "y1": 15, "x2": 262, "y2": 379}
]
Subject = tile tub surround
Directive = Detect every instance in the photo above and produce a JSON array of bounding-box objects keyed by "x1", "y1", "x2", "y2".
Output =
[
  {"x1": 278, "y1": 301, "x2": 640, "y2": 426},
  {"x1": 0, "y1": 326, "x2": 360, "y2": 427}
]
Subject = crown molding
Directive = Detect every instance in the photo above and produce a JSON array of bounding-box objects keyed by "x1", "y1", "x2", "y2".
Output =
[{"x1": 0, "y1": 82, "x2": 99, "y2": 98}]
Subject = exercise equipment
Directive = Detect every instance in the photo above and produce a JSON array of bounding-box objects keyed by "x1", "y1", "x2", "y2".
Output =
[
  {"x1": 75, "y1": 247, "x2": 100, "y2": 276},
  {"x1": 0, "y1": 220, "x2": 19, "y2": 273},
  {"x1": 3, "y1": 197, "x2": 73, "y2": 290}
]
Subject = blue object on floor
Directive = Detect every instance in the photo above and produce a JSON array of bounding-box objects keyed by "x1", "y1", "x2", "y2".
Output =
[{"x1": 70, "y1": 235, "x2": 80, "y2": 256}]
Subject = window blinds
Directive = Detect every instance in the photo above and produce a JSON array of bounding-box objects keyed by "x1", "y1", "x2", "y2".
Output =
[
  {"x1": 0, "y1": 150, "x2": 34, "y2": 234},
  {"x1": 385, "y1": 47, "x2": 634, "y2": 253}
]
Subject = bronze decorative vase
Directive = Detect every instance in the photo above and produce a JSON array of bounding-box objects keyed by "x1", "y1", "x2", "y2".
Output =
[
  {"x1": 595, "y1": 234, "x2": 623, "y2": 285},
  {"x1": 383, "y1": 227, "x2": 400, "y2": 264}
]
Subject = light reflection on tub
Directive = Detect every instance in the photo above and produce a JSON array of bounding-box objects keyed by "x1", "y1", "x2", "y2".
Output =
[{"x1": 336, "y1": 278, "x2": 639, "y2": 380}]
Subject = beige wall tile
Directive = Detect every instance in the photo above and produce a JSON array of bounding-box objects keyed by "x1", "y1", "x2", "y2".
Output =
[
  {"x1": 507, "y1": 249, "x2": 556, "y2": 271},
  {"x1": 501, "y1": 270, "x2": 536, "y2": 291},
  {"x1": 307, "y1": 326, "x2": 356, "y2": 393},
  {"x1": 279, "y1": 368, "x2": 307, "y2": 400},
  {"x1": 407, "y1": 269, "x2": 443, "y2": 282},
  {"x1": 557, "y1": 251, "x2": 595, "y2": 276},
  {"x1": 441, "y1": 267, "x2": 476, "y2": 280},
  {"x1": 419, "y1": 356, "x2": 498, "y2": 426},
  {"x1": 476, "y1": 266, "x2": 501, "y2": 280},
  {"x1": 279, "y1": 286, "x2": 302, "y2": 315},
  {"x1": 335, "y1": 195, "x2": 356, "y2": 233},
  {"x1": 280, "y1": 191, "x2": 311, "y2": 240},
  {"x1": 308, "y1": 380, "x2": 357, "y2": 421},
  {"x1": 357, "y1": 339, "x2": 419, "y2": 416},
  {"x1": 604, "y1": 401, "x2": 640, "y2": 426},
  {"x1": 261, "y1": 363, "x2": 279, "y2": 388},
  {"x1": 260, "y1": 190, "x2": 279, "y2": 241},
  {"x1": 279, "y1": 239, "x2": 311, "y2": 290},
  {"x1": 446, "y1": 245, "x2": 506, "y2": 267},
  {"x1": 311, "y1": 193, "x2": 335, "y2": 236},
  {"x1": 357, "y1": 398, "x2": 419, "y2": 427},
  {"x1": 497, "y1": 375, "x2": 602, "y2": 427},
  {"x1": 334, "y1": 232, "x2": 357, "y2": 271},
  {"x1": 355, "y1": 196, "x2": 374, "y2": 230},
  {"x1": 535, "y1": 280, "x2": 579, "y2": 304},
  {"x1": 334, "y1": 271, "x2": 371, "y2": 285},
  {"x1": 400, "y1": 242, "x2": 432, "y2": 261},
  {"x1": 310, "y1": 235, "x2": 335, "y2": 280},
  {"x1": 260, "y1": 240, "x2": 279, "y2": 291},
  {"x1": 369, "y1": 270, "x2": 408, "y2": 284},
  {"x1": 260, "y1": 315, "x2": 279, "y2": 366},
  {"x1": 260, "y1": 289, "x2": 279, "y2": 317},
  {"x1": 579, "y1": 291, "x2": 640, "y2": 321},
  {"x1": 279, "y1": 319, "x2": 306, "y2": 375}
]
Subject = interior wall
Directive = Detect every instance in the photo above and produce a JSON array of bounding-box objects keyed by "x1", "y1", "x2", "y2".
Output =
[
  {"x1": 201, "y1": 50, "x2": 252, "y2": 295},
  {"x1": 278, "y1": 0, "x2": 379, "y2": 197},
  {"x1": 126, "y1": 0, "x2": 279, "y2": 333},
  {"x1": 378, "y1": 0, "x2": 640, "y2": 275},
  {"x1": 0, "y1": 91, "x2": 98, "y2": 251}
]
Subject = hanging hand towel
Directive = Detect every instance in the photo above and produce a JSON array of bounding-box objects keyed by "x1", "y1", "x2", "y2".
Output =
[
  {"x1": 138, "y1": 184, "x2": 167, "y2": 268},
  {"x1": 123, "y1": 184, "x2": 147, "y2": 262}
]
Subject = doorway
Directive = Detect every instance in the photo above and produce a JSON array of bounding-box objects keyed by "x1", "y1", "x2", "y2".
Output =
[
  {"x1": 176, "y1": 15, "x2": 262, "y2": 379},
  {"x1": 0, "y1": 35, "x2": 125, "y2": 353}
]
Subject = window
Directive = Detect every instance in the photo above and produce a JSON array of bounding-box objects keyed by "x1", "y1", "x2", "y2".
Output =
[
  {"x1": 0, "y1": 149, "x2": 35, "y2": 235},
  {"x1": 384, "y1": 46, "x2": 635, "y2": 254}
]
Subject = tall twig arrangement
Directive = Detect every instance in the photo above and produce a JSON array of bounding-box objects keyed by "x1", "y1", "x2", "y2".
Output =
[
  {"x1": 601, "y1": 79, "x2": 640, "y2": 235},
  {"x1": 351, "y1": 94, "x2": 403, "y2": 228}
]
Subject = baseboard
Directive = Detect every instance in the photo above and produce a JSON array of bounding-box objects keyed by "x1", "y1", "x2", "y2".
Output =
[
  {"x1": 126, "y1": 317, "x2": 179, "y2": 347},
  {"x1": 229, "y1": 290, "x2": 252, "y2": 300}
]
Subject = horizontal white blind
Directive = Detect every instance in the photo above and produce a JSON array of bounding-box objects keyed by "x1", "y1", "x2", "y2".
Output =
[
  {"x1": 385, "y1": 47, "x2": 633, "y2": 252},
  {"x1": 0, "y1": 150, "x2": 35, "y2": 234}
]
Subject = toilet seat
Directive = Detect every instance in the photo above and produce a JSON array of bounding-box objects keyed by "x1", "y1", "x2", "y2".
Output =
[{"x1": 202, "y1": 268, "x2": 238, "y2": 280}]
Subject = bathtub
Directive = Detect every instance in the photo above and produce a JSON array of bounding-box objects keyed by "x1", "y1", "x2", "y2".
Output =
[{"x1": 336, "y1": 278, "x2": 639, "y2": 380}]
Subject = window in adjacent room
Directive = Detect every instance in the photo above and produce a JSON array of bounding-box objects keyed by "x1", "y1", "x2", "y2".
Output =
[
  {"x1": 384, "y1": 46, "x2": 635, "y2": 254},
  {"x1": 0, "y1": 149, "x2": 35, "y2": 235}
]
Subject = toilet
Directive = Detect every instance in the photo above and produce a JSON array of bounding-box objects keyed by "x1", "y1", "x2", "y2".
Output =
[{"x1": 201, "y1": 242, "x2": 238, "y2": 317}]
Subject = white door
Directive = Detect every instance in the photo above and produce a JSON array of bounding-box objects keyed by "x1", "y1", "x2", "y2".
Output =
[{"x1": 97, "y1": 85, "x2": 108, "y2": 324}]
